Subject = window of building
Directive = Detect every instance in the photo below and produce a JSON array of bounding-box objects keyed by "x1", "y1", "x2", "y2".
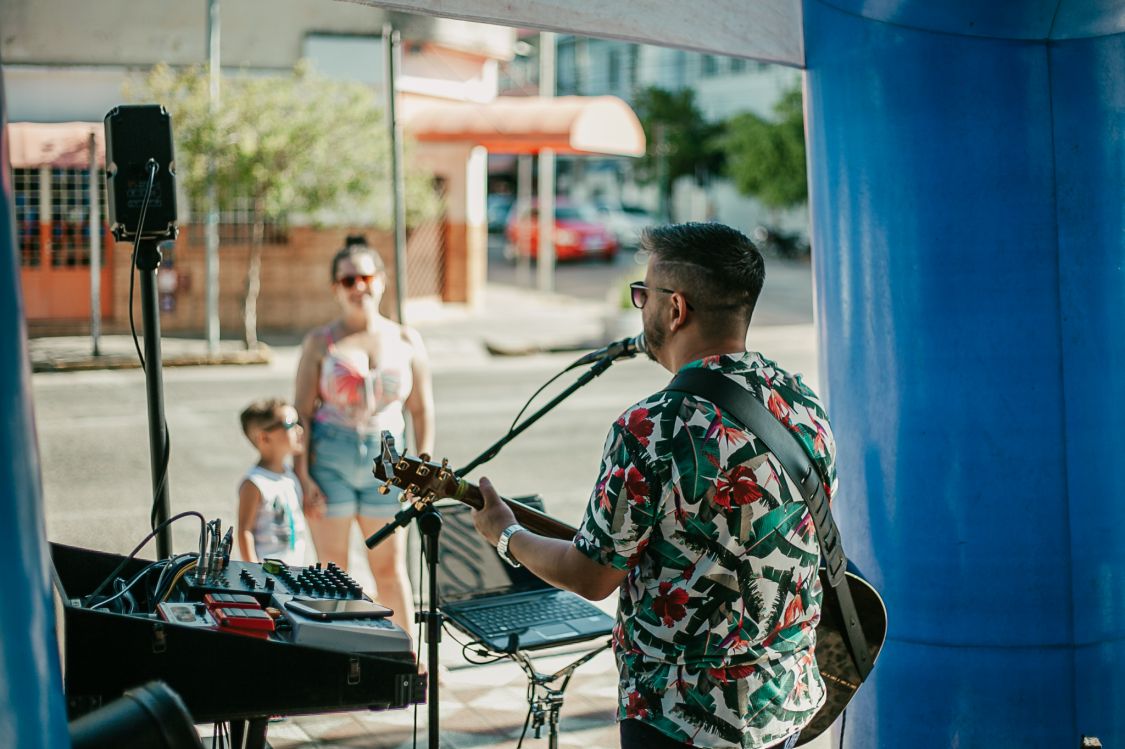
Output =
[
  {"x1": 608, "y1": 49, "x2": 621, "y2": 91},
  {"x1": 702, "y1": 55, "x2": 719, "y2": 77},
  {"x1": 14, "y1": 168, "x2": 41, "y2": 267},
  {"x1": 730, "y1": 57, "x2": 748, "y2": 73},
  {"x1": 13, "y1": 166, "x2": 109, "y2": 269},
  {"x1": 186, "y1": 196, "x2": 289, "y2": 246}
]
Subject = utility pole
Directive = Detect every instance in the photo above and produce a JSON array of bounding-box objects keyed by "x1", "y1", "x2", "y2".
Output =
[
  {"x1": 537, "y1": 31, "x2": 556, "y2": 293},
  {"x1": 87, "y1": 132, "x2": 101, "y2": 357},
  {"x1": 515, "y1": 153, "x2": 533, "y2": 287},
  {"x1": 384, "y1": 24, "x2": 408, "y2": 324},
  {"x1": 204, "y1": 0, "x2": 221, "y2": 353},
  {"x1": 655, "y1": 122, "x2": 670, "y2": 222}
]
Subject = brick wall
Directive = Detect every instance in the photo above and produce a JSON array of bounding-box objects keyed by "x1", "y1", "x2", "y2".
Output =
[{"x1": 106, "y1": 226, "x2": 408, "y2": 337}]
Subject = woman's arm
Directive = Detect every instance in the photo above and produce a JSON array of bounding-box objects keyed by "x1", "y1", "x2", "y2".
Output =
[
  {"x1": 403, "y1": 326, "x2": 435, "y2": 456},
  {"x1": 293, "y1": 329, "x2": 327, "y2": 517}
]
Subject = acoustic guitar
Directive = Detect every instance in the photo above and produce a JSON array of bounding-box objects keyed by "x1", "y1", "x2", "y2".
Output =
[{"x1": 372, "y1": 435, "x2": 886, "y2": 745}]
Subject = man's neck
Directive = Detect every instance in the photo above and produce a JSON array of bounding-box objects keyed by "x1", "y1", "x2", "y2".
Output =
[{"x1": 665, "y1": 337, "x2": 748, "y2": 372}]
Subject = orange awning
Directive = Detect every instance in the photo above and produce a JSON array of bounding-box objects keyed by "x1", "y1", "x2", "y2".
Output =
[
  {"x1": 405, "y1": 96, "x2": 645, "y2": 157},
  {"x1": 6, "y1": 122, "x2": 105, "y2": 169}
]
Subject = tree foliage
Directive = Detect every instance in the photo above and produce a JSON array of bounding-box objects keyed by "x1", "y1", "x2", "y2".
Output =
[
  {"x1": 720, "y1": 87, "x2": 807, "y2": 209},
  {"x1": 130, "y1": 62, "x2": 438, "y2": 227},
  {"x1": 129, "y1": 63, "x2": 438, "y2": 345},
  {"x1": 632, "y1": 86, "x2": 724, "y2": 187}
]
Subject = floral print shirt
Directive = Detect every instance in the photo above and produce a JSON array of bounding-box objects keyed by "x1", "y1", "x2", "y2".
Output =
[{"x1": 573, "y1": 352, "x2": 836, "y2": 748}]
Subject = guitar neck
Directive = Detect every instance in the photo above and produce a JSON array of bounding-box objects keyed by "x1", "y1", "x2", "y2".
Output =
[{"x1": 449, "y1": 480, "x2": 577, "y2": 540}]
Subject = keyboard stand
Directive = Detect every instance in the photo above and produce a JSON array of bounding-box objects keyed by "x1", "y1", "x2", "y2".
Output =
[{"x1": 508, "y1": 639, "x2": 612, "y2": 749}]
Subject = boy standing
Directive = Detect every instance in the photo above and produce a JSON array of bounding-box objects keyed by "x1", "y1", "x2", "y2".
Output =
[{"x1": 238, "y1": 398, "x2": 309, "y2": 566}]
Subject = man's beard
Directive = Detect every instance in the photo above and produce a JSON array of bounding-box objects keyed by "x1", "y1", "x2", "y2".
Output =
[{"x1": 643, "y1": 316, "x2": 665, "y2": 362}]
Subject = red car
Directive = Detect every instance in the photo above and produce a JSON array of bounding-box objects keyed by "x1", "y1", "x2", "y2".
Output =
[{"x1": 505, "y1": 201, "x2": 618, "y2": 262}]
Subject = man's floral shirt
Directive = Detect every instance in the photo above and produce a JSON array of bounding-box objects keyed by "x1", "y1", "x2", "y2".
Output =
[{"x1": 573, "y1": 353, "x2": 836, "y2": 748}]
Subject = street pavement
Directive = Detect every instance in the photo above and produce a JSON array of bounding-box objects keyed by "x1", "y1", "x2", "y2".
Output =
[{"x1": 29, "y1": 254, "x2": 827, "y2": 748}]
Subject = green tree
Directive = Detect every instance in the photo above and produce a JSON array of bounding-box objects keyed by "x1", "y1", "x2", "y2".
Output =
[
  {"x1": 632, "y1": 86, "x2": 723, "y2": 219},
  {"x1": 131, "y1": 62, "x2": 437, "y2": 347},
  {"x1": 720, "y1": 87, "x2": 807, "y2": 210}
]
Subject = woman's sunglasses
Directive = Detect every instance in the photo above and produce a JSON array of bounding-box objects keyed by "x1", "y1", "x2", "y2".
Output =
[
  {"x1": 629, "y1": 281, "x2": 695, "y2": 311},
  {"x1": 337, "y1": 274, "x2": 377, "y2": 289}
]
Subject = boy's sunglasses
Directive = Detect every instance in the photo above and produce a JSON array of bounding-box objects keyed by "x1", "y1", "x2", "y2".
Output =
[
  {"x1": 629, "y1": 281, "x2": 695, "y2": 311},
  {"x1": 264, "y1": 417, "x2": 300, "y2": 432},
  {"x1": 337, "y1": 274, "x2": 377, "y2": 289}
]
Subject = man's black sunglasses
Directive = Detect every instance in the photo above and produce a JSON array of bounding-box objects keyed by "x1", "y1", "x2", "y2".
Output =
[{"x1": 629, "y1": 281, "x2": 695, "y2": 311}]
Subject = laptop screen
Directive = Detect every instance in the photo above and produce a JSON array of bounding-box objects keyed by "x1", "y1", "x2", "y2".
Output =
[{"x1": 435, "y1": 501, "x2": 553, "y2": 605}]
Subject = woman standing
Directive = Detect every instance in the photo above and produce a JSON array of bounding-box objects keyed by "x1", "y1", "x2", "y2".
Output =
[{"x1": 294, "y1": 236, "x2": 434, "y2": 640}]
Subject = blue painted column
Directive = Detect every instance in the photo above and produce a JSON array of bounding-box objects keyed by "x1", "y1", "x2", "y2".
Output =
[
  {"x1": 803, "y1": 2, "x2": 1124, "y2": 745},
  {"x1": 0, "y1": 77, "x2": 71, "y2": 745}
]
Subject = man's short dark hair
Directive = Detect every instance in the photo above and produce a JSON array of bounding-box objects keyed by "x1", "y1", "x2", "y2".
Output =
[
  {"x1": 240, "y1": 397, "x2": 289, "y2": 441},
  {"x1": 640, "y1": 222, "x2": 766, "y2": 334}
]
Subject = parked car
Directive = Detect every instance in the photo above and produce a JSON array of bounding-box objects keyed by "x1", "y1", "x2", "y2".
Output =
[
  {"x1": 505, "y1": 201, "x2": 619, "y2": 262},
  {"x1": 592, "y1": 202, "x2": 657, "y2": 249},
  {"x1": 487, "y1": 194, "x2": 515, "y2": 233}
]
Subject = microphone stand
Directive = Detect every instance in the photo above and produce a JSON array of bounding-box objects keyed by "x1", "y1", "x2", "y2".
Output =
[{"x1": 362, "y1": 350, "x2": 627, "y2": 749}]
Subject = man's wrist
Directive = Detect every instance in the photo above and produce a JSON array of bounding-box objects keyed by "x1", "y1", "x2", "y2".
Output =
[{"x1": 496, "y1": 524, "x2": 525, "y2": 568}]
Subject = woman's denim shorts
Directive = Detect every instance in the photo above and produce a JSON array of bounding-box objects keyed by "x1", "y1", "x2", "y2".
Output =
[{"x1": 309, "y1": 421, "x2": 404, "y2": 518}]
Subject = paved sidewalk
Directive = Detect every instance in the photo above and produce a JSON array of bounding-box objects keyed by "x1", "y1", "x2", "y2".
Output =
[{"x1": 27, "y1": 281, "x2": 623, "y2": 375}]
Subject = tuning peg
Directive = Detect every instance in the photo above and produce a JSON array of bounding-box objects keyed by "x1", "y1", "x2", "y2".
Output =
[
  {"x1": 378, "y1": 481, "x2": 392, "y2": 495},
  {"x1": 441, "y1": 458, "x2": 450, "y2": 469},
  {"x1": 419, "y1": 452, "x2": 432, "y2": 462}
]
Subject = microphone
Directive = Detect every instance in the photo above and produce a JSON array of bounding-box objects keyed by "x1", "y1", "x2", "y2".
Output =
[{"x1": 573, "y1": 333, "x2": 646, "y2": 367}]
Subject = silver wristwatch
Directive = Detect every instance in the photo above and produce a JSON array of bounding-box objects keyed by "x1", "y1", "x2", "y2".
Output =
[{"x1": 496, "y1": 524, "x2": 525, "y2": 568}]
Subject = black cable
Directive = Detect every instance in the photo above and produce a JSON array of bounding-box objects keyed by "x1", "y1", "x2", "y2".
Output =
[
  {"x1": 460, "y1": 355, "x2": 597, "y2": 475},
  {"x1": 88, "y1": 558, "x2": 166, "y2": 611},
  {"x1": 839, "y1": 708, "x2": 847, "y2": 748},
  {"x1": 507, "y1": 363, "x2": 579, "y2": 434},
  {"x1": 516, "y1": 699, "x2": 534, "y2": 749},
  {"x1": 83, "y1": 510, "x2": 206, "y2": 606},
  {"x1": 127, "y1": 161, "x2": 158, "y2": 370},
  {"x1": 149, "y1": 428, "x2": 172, "y2": 532}
]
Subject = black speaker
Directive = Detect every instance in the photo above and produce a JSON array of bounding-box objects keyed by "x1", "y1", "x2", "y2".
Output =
[
  {"x1": 104, "y1": 104, "x2": 178, "y2": 242},
  {"x1": 69, "y1": 681, "x2": 203, "y2": 749}
]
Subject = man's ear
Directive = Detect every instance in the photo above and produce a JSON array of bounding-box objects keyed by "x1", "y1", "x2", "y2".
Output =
[{"x1": 669, "y1": 292, "x2": 690, "y2": 332}]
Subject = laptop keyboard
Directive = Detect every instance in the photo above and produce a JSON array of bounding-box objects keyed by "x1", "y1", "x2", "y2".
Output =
[{"x1": 456, "y1": 595, "x2": 603, "y2": 635}]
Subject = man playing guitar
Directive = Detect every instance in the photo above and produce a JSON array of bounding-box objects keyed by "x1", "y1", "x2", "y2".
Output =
[{"x1": 472, "y1": 223, "x2": 834, "y2": 749}]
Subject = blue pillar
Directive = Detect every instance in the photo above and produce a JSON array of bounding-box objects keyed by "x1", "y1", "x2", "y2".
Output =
[
  {"x1": 0, "y1": 75, "x2": 71, "y2": 745},
  {"x1": 803, "y1": 2, "x2": 1124, "y2": 745}
]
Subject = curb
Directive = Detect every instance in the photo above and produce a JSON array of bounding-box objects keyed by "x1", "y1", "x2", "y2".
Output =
[{"x1": 31, "y1": 347, "x2": 272, "y2": 373}]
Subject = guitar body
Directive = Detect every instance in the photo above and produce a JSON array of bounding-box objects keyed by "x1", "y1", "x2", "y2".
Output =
[{"x1": 797, "y1": 565, "x2": 887, "y2": 745}]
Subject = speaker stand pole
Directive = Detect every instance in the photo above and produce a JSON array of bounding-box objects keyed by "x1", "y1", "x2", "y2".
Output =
[{"x1": 135, "y1": 237, "x2": 173, "y2": 558}]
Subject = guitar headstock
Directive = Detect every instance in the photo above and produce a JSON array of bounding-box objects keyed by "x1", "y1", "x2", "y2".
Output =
[{"x1": 373, "y1": 431, "x2": 460, "y2": 505}]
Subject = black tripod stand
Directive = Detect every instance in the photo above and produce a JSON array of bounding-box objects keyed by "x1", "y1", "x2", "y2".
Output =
[{"x1": 511, "y1": 640, "x2": 612, "y2": 749}]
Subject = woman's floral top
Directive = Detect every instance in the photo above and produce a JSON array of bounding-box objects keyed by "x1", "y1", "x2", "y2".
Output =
[{"x1": 573, "y1": 352, "x2": 836, "y2": 748}]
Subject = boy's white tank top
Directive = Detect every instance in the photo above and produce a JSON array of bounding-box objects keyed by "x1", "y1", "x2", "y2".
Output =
[{"x1": 243, "y1": 465, "x2": 307, "y2": 565}]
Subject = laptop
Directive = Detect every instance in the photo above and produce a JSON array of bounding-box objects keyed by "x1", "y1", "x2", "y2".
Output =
[{"x1": 434, "y1": 500, "x2": 615, "y2": 653}]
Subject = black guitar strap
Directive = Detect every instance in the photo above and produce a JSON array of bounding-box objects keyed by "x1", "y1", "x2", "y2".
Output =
[{"x1": 666, "y1": 368, "x2": 873, "y2": 679}]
